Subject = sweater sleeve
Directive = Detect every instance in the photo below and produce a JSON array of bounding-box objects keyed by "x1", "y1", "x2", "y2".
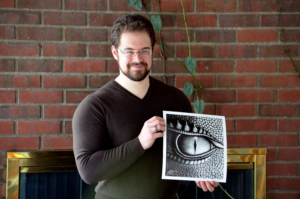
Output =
[{"x1": 72, "y1": 95, "x2": 145, "y2": 184}]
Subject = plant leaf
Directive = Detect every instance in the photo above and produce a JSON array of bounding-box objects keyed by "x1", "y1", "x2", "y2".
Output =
[
  {"x1": 185, "y1": 57, "x2": 196, "y2": 73},
  {"x1": 184, "y1": 82, "x2": 193, "y2": 98},
  {"x1": 194, "y1": 99, "x2": 205, "y2": 114},
  {"x1": 151, "y1": 15, "x2": 162, "y2": 32},
  {"x1": 127, "y1": 0, "x2": 142, "y2": 11}
]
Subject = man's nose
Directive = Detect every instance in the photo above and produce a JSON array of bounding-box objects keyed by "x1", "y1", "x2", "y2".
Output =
[{"x1": 132, "y1": 52, "x2": 143, "y2": 61}]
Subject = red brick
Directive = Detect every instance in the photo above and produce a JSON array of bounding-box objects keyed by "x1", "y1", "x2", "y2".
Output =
[
  {"x1": 238, "y1": 0, "x2": 277, "y2": 12},
  {"x1": 237, "y1": 90, "x2": 276, "y2": 102},
  {"x1": 0, "y1": 137, "x2": 39, "y2": 150},
  {"x1": 227, "y1": 134, "x2": 256, "y2": 147},
  {"x1": 44, "y1": 12, "x2": 86, "y2": 26},
  {"x1": 107, "y1": 60, "x2": 119, "y2": 73},
  {"x1": 278, "y1": 119, "x2": 300, "y2": 131},
  {"x1": 267, "y1": 163, "x2": 298, "y2": 176},
  {"x1": 65, "y1": 0, "x2": 106, "y2": 11},
  {"x1": 0, "y1": 106, "x2": 40, "y2": 119},
  {"x1": 0, "y1": 183, "x2": 5, "y2": 197},
  {"x1": 262, "y1": 15, "x2": 300, "y2": 27},
  {"x1": 18, "y1": 59, "x2": 62, "y2": 72},
  {"x1": 109, "y1": 0, "x2": 151, "y2": 11},
  {"x1": 278, "y1": 178, "x2": 300, "y2": 190},
  {"x1": 266, "y1": 192, "x2": 298, "y2": 199},
  {"x1": 196, "y1": 61, "x2": 233, "y2": 73},
  {"x1": 219, "y1": 15, "x2": 259, "y2": 27},
  {"x1": 218, "y1": 46, "x2": 257, "y2": 58},
  {"x1": 0, "y1": 121, "x2": 14, "y2": 135},
  {"x1": 65, "y1": 28, "x2": 107, "y2": 42},
  {"x1": 226, "y1": 120, "x2": 234, "y2": 132},
  {"x1": 89, "y1": 13, "x2": 123, "y2": 26},
  {"x1": 19, "y1": 90, "x2": 62, "y2": 103},
  {"x1": 176, "y1": 15, "x2": 216, "y2": 27},
  {"x1": 281, "y1": 30, "x2": 300, "y2": 42},
  {"x1": 18, "y1": 27, "x2": 61, "y2": 41},
  {"x1": 0, "y1": 11, "x2": 40, "y2": 24},
  {"x1": 278, "y1": 148, "x2": 300, "y2": 161},
  {"x1": 279, "y1": 90, "x2": 300, "y2": 102},
  {"x1": 0, "y1": 0, "x2": 14, "y2": 7},
  {"x1": 153, "y1": 0, "x2": 193, "y2": 12},
  {"x1": 0, "y1": 59, "x2": 14, "y2": 72},
  {"x1": 0, "y1": 91, "x2": 15, "y2": 103},
  {"x1": 44, "y1": 106, "x2": 77, "y2": 118},
  {"x1": 218, "y1": 75, "x2": 256, "y2": 87},
  {"x1": 43, "y1": 76, "x2": 85, "y2": 88},
  {"x1": 259, "y1": 134, "x2": 298, "y2": 147},
  {"x1": 66, "y1": 91, "x2": 93, "y2": 103},
  {"x1": 236, "y1": 119, "x2": 276, "y2": 131},
  {"x1": 160, "y1": 15, "x2": 176, "y2": 27},
  {"x1": 65, "y1": 121, "x2": 73, "y2": 134},
  {"x1": 0, "y1": 75, "x2": 40, "y2": 88},
  {"x1": 0, "y1": 152, "x2": 5, "y2": 166},
  {"x1": 64, "y1": 60, "x2": 106, "y2": 73},
  {"x1": 259, "y1": 45, "x2": 298, "y2": 57},
  {"x1": 237, "y1": 30, "x2": 277, "y2": 42},
  {"x1": 153, "y1": 45, "x2": 174, "y2": 59},
  {"x1": 89, "y1": 44, "x2": 111, "y2": 57},
  {"x1": 196, "y1": 0, "x2": 236, "y2": 12},
  {"x1": 279, "y1": 60, "x2": 300, "y2": 73},
  {"x1": 18, "y1": 0, "x2": 61, "y2": 9},
  {"x1": 18, "y1": 121, "x2": 60, "y2": 134},
  {"x1": 259, "y1": 105, "x2": 298, "y2": 116},
  {"x1": 260, "y1": 75, "x2": 299, "y2": 87},
  {"x1": 152, "y1": 76, "x2": 174, "y2": 87},
  {"x1": 266, "y1": 148, "x2": 276, "y2": 161},
  {"x1": 195, "y1": 30, "x2": 235, "y2": 42},
  {"x1": 236, "y1": 60, "x2": 276, "y2": 73},
  {"x1": 175, "y1": 75, "x2": 215, "y2": 89},
  {"x1": 203, "y1": 90, "x2": 235, "y2": 102},
  {"x1": 202, "y1": 104, "x2": 214, "y2": 115},
  {"x1": 176, "y1": 45, "x2": 215, "y2": 58},
  {"x1": 280, "y1": 1, "x2": 300, "y2": 12},
  {"x1": 266, "y1": 178, "x2": 277, "y2": 190},
  {"x1": 42, "y1": 136, "x2": 73, "y2": 149},
  {"x1": 158, "y1": 30, "x2": 193, "y2": 43},
  {"x1": 43, "y1": 44, "x2": 86, "y2": 57},
  {"x1": 89, "y1": 76, "x2": 116, "y2": 88},
  {"x1": 0, "y1": 43, "x2": 39, "y2": 56},
  {"x1": 0, "y1": 168, "x2": 5, "y2": 182},
  {"x1": 217, "y1": 105, "x2": 255, "y2": 117},
  {"x1": 0, "y1": 27, "x2": 14, "y2": 39}
]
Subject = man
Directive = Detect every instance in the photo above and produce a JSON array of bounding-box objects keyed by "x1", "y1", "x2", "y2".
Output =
[{"x1": 72, "y1": 14, "x2": 217, "y2": 199}]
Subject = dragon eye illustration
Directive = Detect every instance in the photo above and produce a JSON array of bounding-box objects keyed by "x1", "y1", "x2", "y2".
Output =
[{"x1": 167, "y1": 119, "x2": 224, "y2": 165}]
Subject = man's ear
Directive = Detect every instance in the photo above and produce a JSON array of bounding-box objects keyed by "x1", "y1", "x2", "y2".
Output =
[{"x1": 111, "y1": 45, "x2": 118, "y2": 60}]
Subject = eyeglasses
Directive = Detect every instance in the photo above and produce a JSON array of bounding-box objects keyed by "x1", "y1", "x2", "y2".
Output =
[{"x1": 119, "y1": 49, "x2": 152, "y2": 58}]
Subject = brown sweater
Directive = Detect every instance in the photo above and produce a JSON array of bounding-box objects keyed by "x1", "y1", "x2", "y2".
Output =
[{"x1": 72, "y1": 76, "x2": 192, "y2": 199}]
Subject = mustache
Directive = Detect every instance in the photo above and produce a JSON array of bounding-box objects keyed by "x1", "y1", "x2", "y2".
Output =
[{"x1": 128, "y1": 62, "x2": 148, "y2": 67}]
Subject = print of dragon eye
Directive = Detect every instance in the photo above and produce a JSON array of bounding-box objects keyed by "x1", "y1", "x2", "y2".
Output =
[{"x1": 167, "y1": 120, "x2": 224, "y2": 165}]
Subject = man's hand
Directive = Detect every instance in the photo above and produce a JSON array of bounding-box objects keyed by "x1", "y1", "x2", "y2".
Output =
[
  {"x1": 138, "y1": 116, "x2": 165, "y2": 150},
  {"x1": 195, "y1": 181, "x2": 219, "y2": 192}
]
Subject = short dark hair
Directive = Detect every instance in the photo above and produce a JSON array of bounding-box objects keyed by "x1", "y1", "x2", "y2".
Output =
[{"x1": 111, "y1": 14, "x2": 156, "y2": 49}]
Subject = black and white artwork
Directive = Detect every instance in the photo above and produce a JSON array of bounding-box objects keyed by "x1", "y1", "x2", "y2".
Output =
[{"x1": 162, "y1": 111, "x2": 227, "y2": 182}]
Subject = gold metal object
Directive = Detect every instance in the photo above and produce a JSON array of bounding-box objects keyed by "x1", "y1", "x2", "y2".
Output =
[{"x1": 6, "y1": 148, "x2": 266, "y2": 199}]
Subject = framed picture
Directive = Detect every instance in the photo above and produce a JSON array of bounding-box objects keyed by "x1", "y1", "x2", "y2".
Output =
[{"x1": 162, "y1": 111, "x2": 227, "y2": 182}]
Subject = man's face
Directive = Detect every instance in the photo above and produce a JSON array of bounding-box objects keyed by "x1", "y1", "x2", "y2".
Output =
[{"x1": 112, "y1": 31, "x2": 153, "y2": 81}]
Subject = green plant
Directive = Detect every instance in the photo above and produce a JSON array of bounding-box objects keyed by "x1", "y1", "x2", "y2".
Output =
[{"x1": 127, "y1": 0, "x2": 205, "y2": 114}]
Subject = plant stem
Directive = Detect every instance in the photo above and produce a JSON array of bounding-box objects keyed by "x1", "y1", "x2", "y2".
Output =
[
  {"x1": 142, "y1": 2, "x2": 149, "y2": 19},
  {"x1": 180, "y1": 0, "x2": 191, "y2": 58},
  {"x1": 218, "y1": 184, "x2": 234, "y2": 199},
  {"x1": 158, "y1": 1, "x2": 166, "y2": 83},
  {"x1": 276, "y1": 0, "x2": 300, "y2": 76}
]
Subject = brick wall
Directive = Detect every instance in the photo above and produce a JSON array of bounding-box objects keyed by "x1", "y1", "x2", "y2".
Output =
[{"x1": 0, "y1": 0, "x2": 299, "y2": 198}]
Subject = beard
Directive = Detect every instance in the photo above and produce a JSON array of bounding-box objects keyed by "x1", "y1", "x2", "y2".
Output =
[{"x1": 119, "y1": 61, "x2": 151, "y2": 82}]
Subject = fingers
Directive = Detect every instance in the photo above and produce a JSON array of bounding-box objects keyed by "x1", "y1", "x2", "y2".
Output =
[
  {"x1": 146, "y1": 116, "x2": 166, "y2": 133},
  {"x1": 197, "y1": 181, "x2": 217, "y2": 192}
]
